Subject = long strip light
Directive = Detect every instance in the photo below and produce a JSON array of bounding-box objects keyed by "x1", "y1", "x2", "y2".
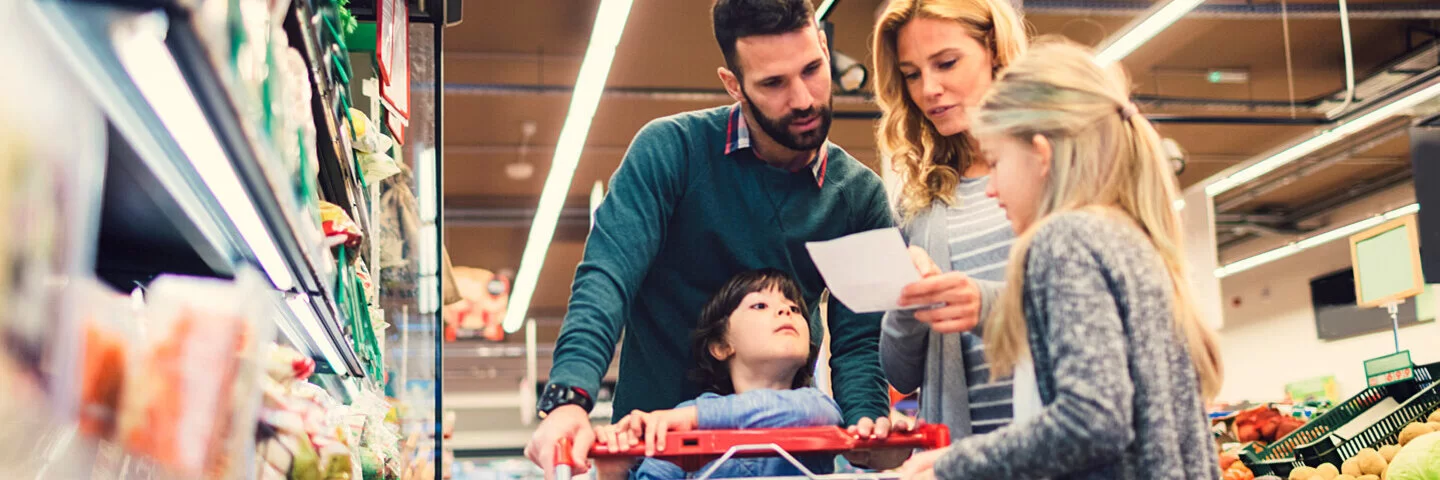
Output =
[
  {"x1": 1094, "y1": 0, "x2": 1206, "y2": 65},
  {"x1": 1206, "y1": 81, "x2": 1440, "y2": 197},
  {"x1": 504, "y1": 0, "x2": 636, "y2": 333},
  {"x1": 285, "y1": 293, "x2": 350, "y2": 377},
  {"x1": 1215, "y1": 203, "x2": 1420, "y2": 278},
  {"x1": 816, "y1": 0, "x2": 838, "y2": 20},
  {"x1": 113, "y1": 26, "x2": 296, "y2": 291}
]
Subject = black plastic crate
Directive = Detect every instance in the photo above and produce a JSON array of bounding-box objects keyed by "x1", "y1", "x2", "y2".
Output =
[
  {"x1": 1239, "y1": 372, "x2": 1428, "y2": 476},
  {"x1": 1297, "y1": 378, "x2": 1440, "y2": 466}
]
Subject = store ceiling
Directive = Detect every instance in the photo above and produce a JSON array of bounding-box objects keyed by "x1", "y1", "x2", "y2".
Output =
[{"x1": 439, "y1": 0, "x2": 1440, "y2": 394}]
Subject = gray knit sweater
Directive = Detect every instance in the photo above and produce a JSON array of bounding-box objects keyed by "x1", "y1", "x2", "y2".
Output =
[{"x1": 933, "y1": 210, "x2": 1220, "y2": 480}]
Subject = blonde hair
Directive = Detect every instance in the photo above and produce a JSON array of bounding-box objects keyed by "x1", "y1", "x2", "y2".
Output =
[
  {"x1": 873, "y1": 0, "x2": 1028, "y2": 221},
  {"x1": 974, "y1": 39, "x2": 1224, "y2": 399}
]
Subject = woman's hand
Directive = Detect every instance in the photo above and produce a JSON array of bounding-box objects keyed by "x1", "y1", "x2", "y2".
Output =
[
  {"x1": 899, "y1": 246, "x2": 982, "y2": 334},
  {"x1": 603, "y1": 407, "x2": 699, "y2": 457}
]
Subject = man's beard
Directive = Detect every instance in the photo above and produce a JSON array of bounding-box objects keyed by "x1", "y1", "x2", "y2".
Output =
[{"x1": 741, "y1": 87, "x2": 833, "y2": 152}]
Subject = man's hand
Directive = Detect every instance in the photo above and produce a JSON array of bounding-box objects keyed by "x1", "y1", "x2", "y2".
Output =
[
  {"x1": 524, "y1": 405, "x2": 595, "y2": 480},
  {"x1": 899, "y1": 247, "x2": 981, "y2": 334},
  {"x1": 846, "y1": 413, "x2": 915, "y2": 440}
]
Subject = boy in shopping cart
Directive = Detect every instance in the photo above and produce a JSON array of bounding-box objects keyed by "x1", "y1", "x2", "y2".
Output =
[{"x1": 593, "y1": 269, "x2": 914, "y2": 479}]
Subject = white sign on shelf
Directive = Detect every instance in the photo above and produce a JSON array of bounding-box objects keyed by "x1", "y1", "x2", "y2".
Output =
[{"x1": 377, "y1": 0, "x2": 409, "y2": 143}]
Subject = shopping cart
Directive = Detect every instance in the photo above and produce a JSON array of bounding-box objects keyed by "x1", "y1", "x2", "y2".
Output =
[{"x1": 554, "y1": 424, "x2": 951, "y2": 480}]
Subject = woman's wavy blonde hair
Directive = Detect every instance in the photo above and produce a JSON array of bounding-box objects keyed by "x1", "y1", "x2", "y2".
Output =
[
  {"x1": 974, "y1": 39, "x2": 1224, "y2": 400},
  {"x1": 873, "y1": 0, "x2": 1029, "y2": 221}
]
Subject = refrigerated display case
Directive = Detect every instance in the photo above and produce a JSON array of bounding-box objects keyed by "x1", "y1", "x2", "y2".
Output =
[{"x1": 0, "y1": 0, "x2": 451, "y2": 477}]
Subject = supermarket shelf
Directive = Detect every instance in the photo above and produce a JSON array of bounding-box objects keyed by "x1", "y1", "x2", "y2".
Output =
[
  {"x1": 28, "y1": 0, "x2": 367, "y2": 378},
  {"x1": 33, "y1": 3, "x2": 243, "y2": 282},
  {"x1": 164, "y1": 16, "x2": 367, "y2": 379},
  {"x1": 166, "y1": 21, "x2": 328, "y2": 294},
  {"x1": 286, "y1": 0, "x2": 375, "y2": 253}
]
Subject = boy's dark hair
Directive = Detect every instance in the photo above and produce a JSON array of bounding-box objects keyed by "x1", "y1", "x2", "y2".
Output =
[
  {"x1": 690, "y1": 268, "x2": 821, "y2": 395},
  {"x1": 712, "y1": 0, "x2": 817, "y2": 78}
]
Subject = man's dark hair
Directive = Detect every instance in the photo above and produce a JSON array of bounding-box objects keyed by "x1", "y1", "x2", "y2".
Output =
[
  {"x1": 690, "y1": 268, "x2": 820, "y2": 396},
  {"x1": 712, "y1": 0, "x2": 817, "y2": 78}
]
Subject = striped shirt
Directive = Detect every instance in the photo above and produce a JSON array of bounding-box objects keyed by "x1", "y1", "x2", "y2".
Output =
[{"x1": 945, "y1": 177, "x2": 1016, "y2": 435}]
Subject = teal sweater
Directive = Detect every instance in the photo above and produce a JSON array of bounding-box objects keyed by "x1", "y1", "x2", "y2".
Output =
[{"x1": 548, "y1": 105, "x2": 894, "y2": 424}]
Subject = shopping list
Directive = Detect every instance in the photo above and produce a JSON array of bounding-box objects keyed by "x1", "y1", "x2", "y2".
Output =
[{"x1": 805, "y1": 227, "x2": 924, "y2": 314}]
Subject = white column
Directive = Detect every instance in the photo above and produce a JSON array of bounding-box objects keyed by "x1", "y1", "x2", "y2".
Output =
[{"x1": 1181, "y1": 188, "x2": 1224, "y2": 329}]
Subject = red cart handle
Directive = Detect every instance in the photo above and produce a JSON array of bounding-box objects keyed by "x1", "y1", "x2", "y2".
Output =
[{"x1": 588, "y1": 423, "x2": 950, "y2": 472}]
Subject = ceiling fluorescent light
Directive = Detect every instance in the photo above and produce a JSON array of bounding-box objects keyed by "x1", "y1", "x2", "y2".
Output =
[
  {"x1": 1206, "y1": 81, "x2": 1440, "y2": 197},
  {"x1": 504, "y1": 0, "x2": 635, "y2": 333},
  {"x1": 816, "y1": 0, "x2": 838, "y2": 20},
  {"x1": 1215, "y1": 203, "x2": 1419, "y2": 278},
  {"x1": 113, "y1": 27, "x2": 296, "y2": 292},
  {"x1": 1094, "y1": 0, "x2": 1205, "y2": 65},
  {"x1": 1384, "y1": 203, "x2": 1422, "y2": 219}
]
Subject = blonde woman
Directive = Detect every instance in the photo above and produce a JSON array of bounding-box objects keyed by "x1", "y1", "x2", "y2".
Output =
[
  {"x1": 872, "y1": 0, "x2": 1029, "y2": 441},
  {"x1": 897, "y1": 39, "x2": 1224, "y2": 480}
]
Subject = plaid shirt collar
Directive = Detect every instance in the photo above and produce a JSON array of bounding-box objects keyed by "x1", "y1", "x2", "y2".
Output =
[{"x1": 723, "y1": 103, "x2": 829, "y2": 187}]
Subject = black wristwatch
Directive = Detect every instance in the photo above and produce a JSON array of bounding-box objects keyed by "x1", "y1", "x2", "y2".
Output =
[{"x1": 537, "y1": 384, "x2": 594, "y2": 418}]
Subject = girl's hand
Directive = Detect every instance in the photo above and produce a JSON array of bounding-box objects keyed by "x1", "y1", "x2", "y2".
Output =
[
  {"x1": 897, "y1": 448, "x2": 949, "y2": 479},
  {"x1": 593, "y1": 419, "x2": 640, "y2": 454},
  {"x1": 616, "y1": 407, "x2": 698, "y2": 457}
]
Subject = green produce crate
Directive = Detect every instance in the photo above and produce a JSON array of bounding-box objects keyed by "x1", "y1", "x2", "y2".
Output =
[
  {"x1": 1297, "y1": 377, "x2": 1440, "y2": 467},
  {"x1": 1240, "y1": 381, "x2": 1418, "y2": 476},
  {"x1": 1240, "y1": 362, "x2": 1440, "y2": 476}
]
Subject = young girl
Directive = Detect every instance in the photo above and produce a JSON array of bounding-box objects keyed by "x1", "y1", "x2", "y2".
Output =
[
  {"x1": 898, "y1": 40, "x2": 1225, "y2": 479},
  {"x1": 594, "y1": 269, "x2": 843, "y2": 479}
]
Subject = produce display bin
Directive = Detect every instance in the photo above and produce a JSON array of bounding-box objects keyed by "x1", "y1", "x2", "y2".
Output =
[
  {"x1": 1240, "y1": 361, "x2": 1440, "y2": 476},
  {"x1": 1296, "y1": 377, "x2": 1440, "y2": 467},
  {"x1": 1240, "y1": 382, "x2": 1414, "y2": 476}
]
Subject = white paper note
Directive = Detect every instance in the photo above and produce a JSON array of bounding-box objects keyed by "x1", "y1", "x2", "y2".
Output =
[{"x1": 805, "y1": 228, "x2": 921, "y2": 314}]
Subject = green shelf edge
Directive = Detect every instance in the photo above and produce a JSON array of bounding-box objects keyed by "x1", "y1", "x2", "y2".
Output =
[{"x1": 347, "y1": 22, "x2": 376, "y2": 53}]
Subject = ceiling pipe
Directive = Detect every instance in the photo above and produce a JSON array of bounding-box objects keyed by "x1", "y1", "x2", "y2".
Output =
[
  {"x1": 838, "y1": 109, "x2": 1331, "y2": 124},
  {"x1": 1218, "y1": 222, "x2": 1309, "y2": 237},
  {"x1": 441, "y1": 35, "x2": 1440, "y2": 114},
  {"x1": 442, "y1": 83, "x2": 875, "y2": 105},
  {"x1": 1214, "y1": 123, "x2": 1410, "y2": 212},
  {"x1": 1023, "y1": 0, "x2": 1440, "y2": 19},
  {"x1": 443, "y1": 84, "x2": 1359, "y2": 119},
  {"x1": 1216, "y1": 167, "x2": 1413, "y2": 251},
  {"x1": 445, "y1": 205, "x2": 589, "y2": 228}
]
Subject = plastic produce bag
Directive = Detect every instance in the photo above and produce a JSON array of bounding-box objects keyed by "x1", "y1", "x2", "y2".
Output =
[
  {"x1": 346, "y1": 109, "x2": 401, "y2": 185},
  {"x1": 257, "y1": 345, "x2": 329, "y2": 480},
  {"x1": 321, "y1": 201, "x2": 364, "y2": 250},
  {"x1": 375, "y1": 164, "x2": 461, "y2": 309},
  {"x1": 265, "y1": 344, "x2": 317, "y2": 384},
  {"x1": 0, "y1": 2, "x2": 108, "y2": 402},
  {"x1": 115, "y1": 270, "x2": 274, "y2": 477},
  {"x1": 75, "y1": 280, "x2": 138, "y2": 440}
]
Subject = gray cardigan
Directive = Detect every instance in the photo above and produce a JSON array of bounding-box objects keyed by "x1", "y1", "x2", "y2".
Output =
[
  {"x1": 932, "y1": 211, "x2": 1220, "y2": 480},
  {"x1": 879, "y1": 201, "x2": 1003, "y2": 437}
]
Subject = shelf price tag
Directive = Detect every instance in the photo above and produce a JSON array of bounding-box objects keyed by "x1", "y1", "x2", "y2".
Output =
[
  {"x1": 377, "y1": 0, "x2": 409, "y2": 143},
  {"x1": 1364, "y1": 350, "x2": 1414, "y2": 388}
]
